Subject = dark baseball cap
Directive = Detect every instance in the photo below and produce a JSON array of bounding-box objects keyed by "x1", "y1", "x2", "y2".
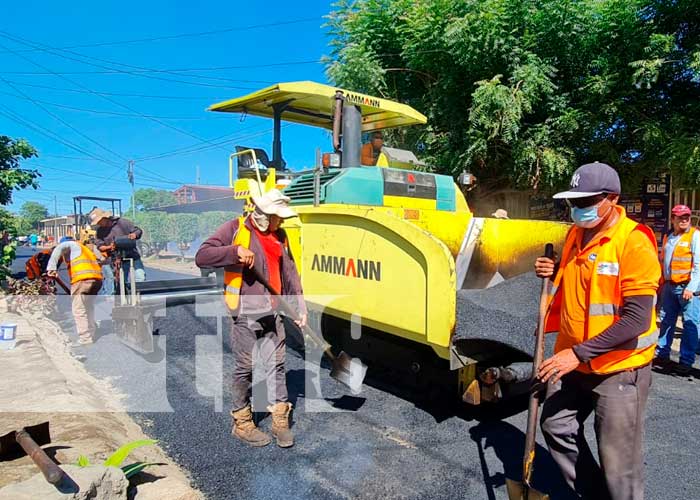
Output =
[{"x1": 553, "y1": 162, "x2": 621, "y2": 199}]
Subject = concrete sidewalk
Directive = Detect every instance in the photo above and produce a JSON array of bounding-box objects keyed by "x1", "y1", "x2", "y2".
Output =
[{"x1": 0, "y1": 310, "x2": 201, "y2": 499}]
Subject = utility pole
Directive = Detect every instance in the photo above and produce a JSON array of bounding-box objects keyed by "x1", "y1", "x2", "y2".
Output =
[
  {"x1": 128, "y1": 160, "x2": 136, "y2": 219},
  {"x1": 196, "y1": 165, "x2": 201, "y2": 185},
  {"x1": 53, "y1": 195, "x2": 58, "y2": 217}
]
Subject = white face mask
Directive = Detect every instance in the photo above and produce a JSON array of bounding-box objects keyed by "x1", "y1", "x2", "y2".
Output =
[
  {"x1": 251, "y1": 208, "x2": 270, "y2": 232},
  {"x1": 570, "y1": 198, "x2": 611, "y2": 228}
]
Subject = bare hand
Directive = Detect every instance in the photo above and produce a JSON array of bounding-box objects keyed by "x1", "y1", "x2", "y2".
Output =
[
  {"x1": 46, "y1": 270, "x2": 58, "y2": 278},
  {"x1": 538, "y1": 348, "x2": 580, "y2": 384},
  {"x1": 128, "y1": 233, "x2": 138, "y2": 240},
  {"x1": 683, "y1": 288, "x2": 694, "y2": 301},
  {"x1": 535, "y1": 257, "x2": 555, "y2": 278},
  {"x1": 295, "y1": 313, "x2": 307, "y2": 329},
  {"x1": 237, "y1": 246, "x2": 255, "y2": 268}
]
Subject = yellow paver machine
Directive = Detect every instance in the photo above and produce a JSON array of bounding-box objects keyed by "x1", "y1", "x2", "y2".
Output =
[{"x1": 210, "y1": 81, "x2": 569, "y2": 404}]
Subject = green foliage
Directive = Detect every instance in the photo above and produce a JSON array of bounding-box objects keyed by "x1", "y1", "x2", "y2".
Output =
[
  {"x1": 0, "y1": 207, "x2": 19, "y2": 235},
  {"x1": 134, "y1": 212, "x2": 170, "y2": 255},
  {"x1": 0, "y1": 240, "x2": 17, "y2": 281},
  {"x1": 103, "y1": 439, "x2": 157, "y2": 468},
  {"x1": 19, "y1": 201, "x2": 49, "y2": 229},
  {"x1": 325, "y1": 0, "x2": 700, "y2": 190},
  {"x1": 121, "y1": 461, "x2": 158, "y2": 479},
  {"x1": 132, "y1": 188, "x2": 177, "y2": 212},
  {"x1": 0, "y1": 136, "x2": 39, "y2": 204},
  {"x1": 76, "y1": 455, "x2": 90, "y2": 467},
  {"x1": 198, "y1": 211, "x2": 232, "y2": 238}
]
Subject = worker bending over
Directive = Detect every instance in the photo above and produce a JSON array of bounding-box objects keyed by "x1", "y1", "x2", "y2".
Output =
[
  {"x1": 47, "y1": 236, "x2": 104, "y2": 345},
  {"x1": 196, "y1": 189, "x2": 306, "y2": 448},
  {"x1": 654, "y1": 204, "x2": 700, "y2": 375},
  {"x1": 534, "y1": 162, "x2": 660, "y2": 500}
]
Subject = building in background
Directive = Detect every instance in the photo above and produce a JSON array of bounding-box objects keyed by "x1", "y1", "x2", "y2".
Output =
[{"x1": 38, "y1": 215, "x2": 77, "y2": 242}]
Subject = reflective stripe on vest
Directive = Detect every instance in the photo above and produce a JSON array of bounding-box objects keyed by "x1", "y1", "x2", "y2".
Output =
[
  {"x1": 222, "y1": 217, "x2": 291, "y2": 312},
  {"x1": 544, "y1": 214, "x2": 659, "y2": 374},
  {"x1": 223, "y1": 217, "x2": 252, "y2": 311},
  {"x1": 661, "y1": 228, "x2": 696, "y2": 283},
  {"x1": 68, "y1": 244, "x2": 102, "y2": 284}
]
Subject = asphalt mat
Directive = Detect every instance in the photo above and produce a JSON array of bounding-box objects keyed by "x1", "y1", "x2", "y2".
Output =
[{"x1": 11, "y1": 249, "x2": 700, "y2": 499}]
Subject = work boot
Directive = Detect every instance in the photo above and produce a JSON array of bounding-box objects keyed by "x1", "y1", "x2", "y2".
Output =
[
  {"x1": 674, "y1": 363, "x2": 692, "y2": 377},
  {"x1": 651, "y1": 356, "x2": 673, "y2": 373},
  {"x1": 267, "y1": 402, "x2": 294, "y2": 448},
  {"x1": 231, "y1": 406, "x2": 271, "y2": 447}
]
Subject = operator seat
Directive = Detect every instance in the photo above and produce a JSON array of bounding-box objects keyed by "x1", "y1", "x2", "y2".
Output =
[{"x1": 235, "y1": 146, "x2": 271, "y2": 180}]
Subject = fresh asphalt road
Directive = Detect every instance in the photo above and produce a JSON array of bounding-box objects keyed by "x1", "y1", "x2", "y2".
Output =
[{"x1": 11, "y1": 247, "x2": 700, "y2": 499}]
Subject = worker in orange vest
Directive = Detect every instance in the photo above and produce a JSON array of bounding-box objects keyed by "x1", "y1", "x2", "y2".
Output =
[
  {"x1": 361, "y1": 131, "x2": 384, "y2": 166},
  {"x1": 46, "y1": 236, "x2": 104, "y2": 345},
  {"x1": 25, "y1": 248, "x2": 54, "y2": 280},
  {"x1": 654, "y1": 204, "x2": 700, "y2": 376},
  {"x1": 534, "y1": 162, "x2": 661, "y2": 500}
]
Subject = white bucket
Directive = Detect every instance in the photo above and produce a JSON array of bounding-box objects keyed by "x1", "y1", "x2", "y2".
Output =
[{"x1": 0, "y1": 323, "x2": 17, "y2": 350}]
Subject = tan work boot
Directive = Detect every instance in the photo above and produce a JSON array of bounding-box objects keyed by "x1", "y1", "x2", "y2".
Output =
[
  {"x1": 267, "y1": 402, "x2": 294, "y2": 448},
  {"x1": 231, "y1": 406, "x2": 271, "y2": 447}
]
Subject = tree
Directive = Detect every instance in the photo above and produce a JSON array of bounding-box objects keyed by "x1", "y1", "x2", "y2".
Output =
[
  {"x1": 0, "y1": 135, "x2": 39, "y2": 204},
  {"x1": 19, "y1": 201, "x2": 49, "y2": 229},
  {"x1": 134, "y1": 211, "x2": 170, "y2": 256},
  {"x1": 132, "y1": 188, "x2": 177, "y2": 212},
  {"x1": 0, "y1": 207, "x2": 20, "y2": 235},
  {"x1": 168, "y1": 214, "x2": 198, "y2": 260},
  {"x1": 198, "y1": 211, "x2": 234, "y2": 239},
  {"x1": 325, "y1": 0, "x2": 700, "y2": 191}
]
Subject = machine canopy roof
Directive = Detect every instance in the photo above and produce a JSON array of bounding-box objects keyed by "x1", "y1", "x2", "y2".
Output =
[{"x1": 208, "y1": 81, "x2": 427, "y2": 131}]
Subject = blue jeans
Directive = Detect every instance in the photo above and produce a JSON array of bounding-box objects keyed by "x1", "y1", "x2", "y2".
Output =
[
  {"x1": 99, "y1": 264, "x2": 115, "y2": 295},
  {"x1": 122, "y1": 258, "x2": 146, "y2": 283},
  {"x1": 656, "y1": 283, "x2": 700, "y2": 366}
]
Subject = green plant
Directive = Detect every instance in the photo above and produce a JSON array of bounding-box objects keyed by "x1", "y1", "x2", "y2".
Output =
[
  {"x1": 0, "y1": 241, "x2": 17, "y2": 281},
  {"x1": 75, "y1": 439, "x2": 158, "y2": 480}
]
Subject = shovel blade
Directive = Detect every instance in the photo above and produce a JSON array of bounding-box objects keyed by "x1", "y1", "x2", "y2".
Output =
[
  {"x1": 329, "y1": 351, "x2": 368, "y2": 394},
  {"x1": 506, "y1": 479, "x2": 550, "y2": 500},
  {"x1": 0, "y1": 422, "x2": 50, "y2": 457}
]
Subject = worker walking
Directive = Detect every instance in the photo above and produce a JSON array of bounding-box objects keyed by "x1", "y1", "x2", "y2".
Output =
[
  {"x1": 654, "y1": 204, "x2": 700, "y2": 376},
  {"x1": 47, "y1": 236, "x2": 103, "y2": 345},
  {"x1": 195, "y1": 189, "x2": 306, "y2": 448},
  {"x1": 534, "y1": 162, "x2": 660, "y2": 500}
]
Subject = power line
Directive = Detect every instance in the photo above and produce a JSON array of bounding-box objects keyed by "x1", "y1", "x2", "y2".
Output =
[
  {"x1": 0, "y1": 105, "x2": 122, "y2": 167},
  {"x1": 0, "y1": 35, "x2": 238, "y2": 158},
  {"x1": 3, "y1": 81, "x2": 228, "y2": 100},
  {"x1": 0, "y1": 89, "x2": 223, "y2": 120},
  {"x1": 0, "y1": 31, "x2": 270, "y2": 90},
  {"x1": 0, "y1": 65, "x2": 128, "y2": 165},
  {"x1": 0, "y1": 18, "x2": 320, "y2": 53}
]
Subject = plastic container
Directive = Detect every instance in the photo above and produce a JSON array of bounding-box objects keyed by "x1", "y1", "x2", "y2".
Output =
[{"x1": 0, "y1": 323, "x2": 17, "y2": 350}]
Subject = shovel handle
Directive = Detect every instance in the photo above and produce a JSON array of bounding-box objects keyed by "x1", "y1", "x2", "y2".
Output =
[
  {"x1": 249, "y1": 266, "x2": 336, "y2": 360},
  {"x1": 15, "y1": 429, "x2": 64, "y2": 485},
  {"x1": 52, "y1": 275, "x2": 71, "y2": 295},
  {"x1": 523, "y1": 243, "x2": 554, "y2": 486}
]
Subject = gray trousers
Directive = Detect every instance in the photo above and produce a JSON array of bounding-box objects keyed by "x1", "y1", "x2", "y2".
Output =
[
  {"x1": 540, "y1": 364, "x2": 652, "y2": 500},
  {"x1": 231, "y1": 314, "x2": 288, "y2": 412}
]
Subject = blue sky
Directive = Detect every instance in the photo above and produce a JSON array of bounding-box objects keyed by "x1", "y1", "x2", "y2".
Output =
[{"x1": 1, "y1": 0, "x2": 334, "y2": 215}]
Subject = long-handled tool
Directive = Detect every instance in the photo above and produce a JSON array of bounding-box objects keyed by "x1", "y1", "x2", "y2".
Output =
[
  {"x1": 506, "y1": 244, "x2": 553, "y2": 500},
  {"x1": 251, "y1": 266, "x2": 368, "y2": 394},
  {"x1": 52, "y1": 275, "x2": 71, "y2": 295},
  {"x1": 0, "y1": 422, "x2": 65, "y2": 485}
]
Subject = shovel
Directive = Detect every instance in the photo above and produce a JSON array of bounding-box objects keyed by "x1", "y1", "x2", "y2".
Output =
[
  {"x1": 506, "y1": 243, "x2": 553, "y2": 500},
  {"x1": 0, "y1": 422, "x2": 65, "y2": 485},
  {"x1": 250, "y1": 266, "x2": 368, "y2": 394}
]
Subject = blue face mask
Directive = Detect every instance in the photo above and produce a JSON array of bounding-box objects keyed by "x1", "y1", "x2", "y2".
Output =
[{"x1": 570, "y1": 200, "x2": 608, "y2": 228}]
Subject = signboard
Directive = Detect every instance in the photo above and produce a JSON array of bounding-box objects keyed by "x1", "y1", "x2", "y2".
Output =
[{"x1": 620, "y1": 173, "x2": 670, "y2": 246}]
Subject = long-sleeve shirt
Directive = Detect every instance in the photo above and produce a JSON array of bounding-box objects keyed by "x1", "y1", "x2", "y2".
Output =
[
  {"x1": 47, "y1": 241, "x2": 105, "y2": 271},
  {"x1": 95, "y1": 217, "x2": 143, "y2": 260},
  {"x1": 662, "y1": 228, "x2": 700, "y2": 293}
]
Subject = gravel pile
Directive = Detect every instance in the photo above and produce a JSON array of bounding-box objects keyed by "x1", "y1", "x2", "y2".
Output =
[{"x1": 455, "y1": 273, "x2": 553, "y2": 358}]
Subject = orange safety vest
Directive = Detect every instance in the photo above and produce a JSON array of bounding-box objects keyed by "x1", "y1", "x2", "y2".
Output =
[
  {"x1": 66, "y1": 244, "x2": 103, "y2": 284},
  {"x1": 544, "y1": 216, "x2": 659, "y2": 374},
  {"x1": 660, "y1": 228, "x2": 696, "y2": 283},
  {"x1": 25, "y1": 249, "x2": 52, "y2": 280},
  {"x1": 223, "y1": 217, "x2": 290, "y2": 312}
]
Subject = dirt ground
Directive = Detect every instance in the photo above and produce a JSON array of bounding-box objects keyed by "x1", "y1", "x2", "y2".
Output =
[
  {"x1": 0, "y1": 308, "x2": 201, "y2": 500},
  {"x1": 142, "y1": 255, "x2": 200, "y2": 276}
]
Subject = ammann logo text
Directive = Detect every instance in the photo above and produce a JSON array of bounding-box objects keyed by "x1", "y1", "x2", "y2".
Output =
[
  {"x1": 311, "y1": 254, "x2": 382, "y2": 281},
  {"x1": 345, "y1": 93, "x2": 381, "y2": 109}
]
